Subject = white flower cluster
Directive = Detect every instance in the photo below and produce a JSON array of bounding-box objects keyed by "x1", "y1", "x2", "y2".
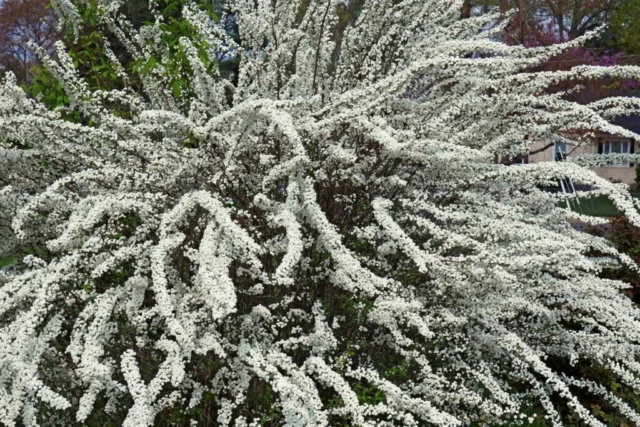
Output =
[{"x1": 2, "y1": 0, "x2": 640, "y2": 425}]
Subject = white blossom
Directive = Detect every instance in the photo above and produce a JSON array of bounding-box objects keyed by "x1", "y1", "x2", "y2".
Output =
[{"x1": 2, "y1": 0, "x2": 640, "y2": 425}]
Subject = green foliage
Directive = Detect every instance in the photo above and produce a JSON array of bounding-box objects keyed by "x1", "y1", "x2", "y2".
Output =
[
  {"x1": 26, "y1": 2, "x2": 120, "y2": 115},
  {"x1": 24, "y1": 0, "x2": 220, "y2": 117},
  {"x1": 601, "y1": 0, "x2": 640, "y2": 56},
  {"x1": 130, "y1": 0, "x2": 220, "y2": 100},
  {"x1": 352, "y1": 379, "x2": 386, "y2": 406}
]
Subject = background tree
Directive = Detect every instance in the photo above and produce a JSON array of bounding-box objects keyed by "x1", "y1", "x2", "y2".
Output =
[
  {"x1": 462, "y1": 0, "x2": 620, "y2": 44},
  {"x1": 463, "y1": 0, "x2": 638, "y2": 69},
  {"x1": 0, "y1": 0, "x2": 59, "y2": 84},
  {"x1": 599, "y1": 0, "x2": 640, "y2": 56}
]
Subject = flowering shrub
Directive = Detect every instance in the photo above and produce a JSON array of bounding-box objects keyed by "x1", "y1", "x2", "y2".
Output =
[{"x1": 2, "y1": 0, "x2": 640, "y2": 426}]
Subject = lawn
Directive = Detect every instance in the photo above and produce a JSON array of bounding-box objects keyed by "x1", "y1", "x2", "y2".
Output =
[{"x1": 566, "y1": 193, "x2": 640, "y2": 217}]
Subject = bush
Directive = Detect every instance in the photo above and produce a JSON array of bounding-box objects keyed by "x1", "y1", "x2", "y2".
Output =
[{"x1": 2, "y1": 0, "x2": 640, "y2": 426}]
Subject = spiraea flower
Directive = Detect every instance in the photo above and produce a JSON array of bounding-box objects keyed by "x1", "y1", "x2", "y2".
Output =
[{"x1": 2, "y1": 0, "x2": 640, "y2": 425}]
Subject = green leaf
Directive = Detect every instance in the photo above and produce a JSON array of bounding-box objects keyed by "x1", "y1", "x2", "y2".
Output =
[
  {"x1": 31, "y1": 84, "x2": 43, "y2": 97},
  {"x1": 171, "y1": 80, "x2": 182, "y2": 97},
  {"x1": 143, "y1": 55, "x2": 158, "y2": 73}
]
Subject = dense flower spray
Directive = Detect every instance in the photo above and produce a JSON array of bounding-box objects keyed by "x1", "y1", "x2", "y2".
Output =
[{"x1": 2, "y1": 0, "x2": 640, "y2": 425}]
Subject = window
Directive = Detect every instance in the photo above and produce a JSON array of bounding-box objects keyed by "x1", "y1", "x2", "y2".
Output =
[
  {"x1": 554, "y1": 142, "x2": 567, "y2": 161},
  {"x1": 598, "y1": 139, "x2": 634, "y2": 167}
]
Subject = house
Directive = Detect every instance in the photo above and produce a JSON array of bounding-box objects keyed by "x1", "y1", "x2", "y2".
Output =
[{"x1": 525, "y1": 114, "x2": 640, "y2": 187}]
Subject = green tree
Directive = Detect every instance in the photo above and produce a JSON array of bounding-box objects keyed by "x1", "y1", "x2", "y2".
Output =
[{"x1": 601, "y1": 0, "x2": 640, "y2": 55}]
